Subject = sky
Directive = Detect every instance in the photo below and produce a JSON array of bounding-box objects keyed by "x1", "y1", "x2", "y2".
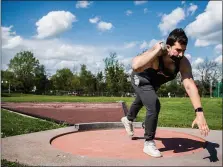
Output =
[{"x1": 1, "y1": 0, "x2": 222, "y2": 77}]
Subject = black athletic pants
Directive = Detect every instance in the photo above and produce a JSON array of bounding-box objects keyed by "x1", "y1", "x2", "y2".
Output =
[{"x1": 127, "y1": 74, "x2": 161, "y2": 141}]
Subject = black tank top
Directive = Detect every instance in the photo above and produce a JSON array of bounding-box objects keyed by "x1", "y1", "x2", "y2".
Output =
[{"x1": 132, "y1": 56, "x2": 180, "y2": 90}]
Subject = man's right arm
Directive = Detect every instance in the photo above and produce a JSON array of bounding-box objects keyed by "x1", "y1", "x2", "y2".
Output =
[{"x1": 132, "y1": 42, "x2": 163, "y2": 72}]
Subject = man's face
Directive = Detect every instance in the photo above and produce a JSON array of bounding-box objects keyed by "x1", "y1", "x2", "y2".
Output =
[{"x1": 167, "y1": 41, "x2": 187, "y2": 61}]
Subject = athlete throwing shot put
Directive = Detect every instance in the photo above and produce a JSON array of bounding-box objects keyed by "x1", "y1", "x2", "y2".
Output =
[{"x1": 121, "y1": 28, "x2": 210, "y2": 158}]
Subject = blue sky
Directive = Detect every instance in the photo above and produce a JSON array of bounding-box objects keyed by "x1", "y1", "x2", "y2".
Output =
[{"x1": 2, "y1": 1, "x2": 222, "y2": 77}]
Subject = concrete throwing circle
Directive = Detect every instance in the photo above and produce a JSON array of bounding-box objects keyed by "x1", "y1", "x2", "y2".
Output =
[{"x1": 51, "y1": 128, "x2": 206, "y2": 159}]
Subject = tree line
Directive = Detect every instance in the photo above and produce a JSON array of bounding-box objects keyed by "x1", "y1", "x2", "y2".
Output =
[{"x1": 1, "y1": 51, "x2": 222, "y2": 97}]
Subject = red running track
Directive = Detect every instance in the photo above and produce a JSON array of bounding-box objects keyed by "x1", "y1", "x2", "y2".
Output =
[{"x1": 1, "y1": 102, "x2": 125, "y2": 124}]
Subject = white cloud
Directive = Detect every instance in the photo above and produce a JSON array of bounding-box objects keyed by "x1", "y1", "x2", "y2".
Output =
[
  {"x1": 185, "y1": 53, "x2": 192, "y2": 60},
  {"x1": 89, "y1": 16, "x2": 100, "y2": 24},
  {"x1": 214, "y1": 55, "x2": 222, "y2": 64},
  {"x1": 2, "y1": 26, "x2": 136, "y2": 75},
  {"x1": 194, "y1": 39, "x2": 211, "y2": 47},
  {"x1": 140, "y1": 39, "x2": 165, "y2": 50},
  {"x1": 117, "y1": 56, "x2": 133, "y2": 73},
  {"x1": 134, "y1": 1, "x2": 148, "y2": 5},
  {"x1": 158, "y1": 7, "x2": 185, "y2": 36},
  {"x1": 90, "y1": 18, "x2": 114, "y2": 32},
  {"x1": 76, "y1": 1, "x2": 92, "y2": 8},
  {"x1": 35, "y1": 11, "x2": 77, "y2": 39},
  {"x1": 157, "y1": 12, "x2": 163, "y2": 17},
  {"x1": 140, "y1": 41, "x2": 148, "y2": 49},
  {"x1": 215, "y1": 44, "x2": 222, "y2": 54},
  {"x1": 148, "y1": 39, "x2": 160, "y2": 48},
  {"x1": 2, "y1": 38, "x2": 105, "y2": 75},
  {"x1": 193, "y1": 57, "x2": 204, "y2": 66},
  {"x1": 126, "y1": 10, "x2": 133, "y2": 16},
  {"x1": 2, "y1": 26, "x2": 23, "y2": 49},
  {"x1": 187, "y1": 3, "x2": 198, "y2": 16},
  {"x1": 124, "y1": 41, "x2": 138, "y2": 49},
  {"x1": 144, "y1": 8, "x2": 148, "y2": 14},
  {"x1": 117, "y1": 55, "x2": 132, "y2": 66},
  {"x1": 185, "y1": 1, "x2": 222, "y2": 47},
  {"x1": 97, "y1": 21, "x2": 113, "y2": 31}
]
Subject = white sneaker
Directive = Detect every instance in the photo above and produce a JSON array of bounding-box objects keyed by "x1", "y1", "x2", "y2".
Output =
[
  {"x1": 121, "y1": 116, "x2": 134, "y2": 136},
  {"x1": 143, "y1": 140, "x2": 162, "y2": 158}
]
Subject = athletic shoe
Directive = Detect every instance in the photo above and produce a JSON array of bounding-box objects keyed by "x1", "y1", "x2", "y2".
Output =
[
  {"x1": 143, "y1": 140, "x2": 162, "y2": 158},
  {"x1": 121, "y1": 116, "x2": 134, "y2": 136}
]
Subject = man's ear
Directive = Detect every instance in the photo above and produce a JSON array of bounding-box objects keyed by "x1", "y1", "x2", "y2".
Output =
[{"x1": 166, "y1": 44, "x2": 171, "y2": 52}]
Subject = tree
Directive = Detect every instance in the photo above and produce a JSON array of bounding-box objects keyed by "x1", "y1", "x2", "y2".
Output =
[
  {"x1": 34, "y1": 65, "x2": 49, "y2": 94},
  {"x1": 8, "y1": 51, "x2": 40, "y2": 93},
  {"x1": 196, "y1": 58, "x2": 221, "y2": 96},
  {"x1": 1, "y1": 70, "x2": 17, "y2": 93},
  {"x1": 157, "y1": 73, "x2": 185, "y2": 97},
  {"x1": 104, "y1": 52, "x2": 128, "y2": 96},
  {"x1": 96, "y1": 71, "x2": 106, "y2": 94},
  {"x1": 71, "y1": 74, "x2": 81, "y2": 91},
  {"x1": 79, "y1": 64, "x2": 97, "y2": 94},
  {"x1": 51, "y1": 68, "x2": 73, "y2": 91}
]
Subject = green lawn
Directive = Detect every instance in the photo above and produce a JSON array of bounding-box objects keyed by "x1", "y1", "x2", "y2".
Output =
[
  {"x1": 1, "y1": 159, "x2": 27, "y2": 167},
  {"x1": 1, "y1": 94, "x2": 133, "y2": 102},
  {"x1": 1, "y1": 109, "x2": 67, "y2": 138},
  {"x1": 136, "y1": 98, "x2": 222, "y2": 130}
]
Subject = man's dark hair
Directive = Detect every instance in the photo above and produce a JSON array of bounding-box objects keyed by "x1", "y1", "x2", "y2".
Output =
[{"x1": 166, "y1": 28, "x2": 188, "y2": 46}]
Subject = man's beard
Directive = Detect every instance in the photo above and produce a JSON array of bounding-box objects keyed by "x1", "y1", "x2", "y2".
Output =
[{"x1": 170, "y1": 55, "x2": 183, "y2": 62}]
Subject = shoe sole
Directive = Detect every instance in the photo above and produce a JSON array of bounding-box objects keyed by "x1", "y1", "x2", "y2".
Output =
[
  {"x1": 143, "y1": 149, "x2": 162, "y2": 158},
  {"x1": 121, "y1": 118, "x2": 134, "y2": 136}
]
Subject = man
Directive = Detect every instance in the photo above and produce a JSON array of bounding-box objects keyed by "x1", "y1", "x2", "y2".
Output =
[{"x1": 121, "y1": 28, "x2": 210, "y2": 158}]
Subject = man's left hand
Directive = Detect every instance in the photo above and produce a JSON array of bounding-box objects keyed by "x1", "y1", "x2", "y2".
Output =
[{"x1": 192, "y1": 113, "x2": 210, "y2": 137}]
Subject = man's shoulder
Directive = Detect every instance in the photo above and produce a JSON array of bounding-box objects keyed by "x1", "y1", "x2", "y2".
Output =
[
  {"x1": 180, "y1": 56, "x2": 191, "y2": 67},
  {"x1": 179, "y1": 56, "x2": 192, "y2": 73}
]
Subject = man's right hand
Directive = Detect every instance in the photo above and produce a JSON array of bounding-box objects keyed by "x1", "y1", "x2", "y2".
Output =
[
  {"x1": 152, "y1": 42, "x2": 165, "y2": 56},
  {"x1": 153, "y1": 42, "x2": 162, "y2": 50},
  {"x1": 160, "y1": 42, "x2": 167, "y2": 51}
]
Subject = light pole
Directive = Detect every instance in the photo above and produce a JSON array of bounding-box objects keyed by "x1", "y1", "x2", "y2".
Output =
[
  {"x1": 218, "y1": 82, "x2": 220, "y2": 97},
  {"x1": 1, "y1": 80, "x2": 10, "y2": 94},
  {"x1": 210, "y1": 79, "x2": 212, "y2": 98}
]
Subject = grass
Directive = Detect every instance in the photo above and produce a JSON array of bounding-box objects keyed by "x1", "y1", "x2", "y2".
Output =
[
  {"x1": 1, "y1": 159, "x2": 27, "y2": 167},
  {"x1": 1, "y1": 94, "x2": 133, "y2": 103},
  {"x1": 136, "y1": 98, "x2": 222, "y2": 130},
  {"x1": 1, "y1": 109, "x2": 67, "y2": 138}
]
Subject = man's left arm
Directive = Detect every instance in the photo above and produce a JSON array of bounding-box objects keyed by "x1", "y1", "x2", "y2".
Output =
[{"x1": 180, "y1": 57, "x2": 210, "y2": 137}]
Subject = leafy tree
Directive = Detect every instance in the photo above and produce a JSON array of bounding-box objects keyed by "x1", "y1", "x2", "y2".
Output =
[
  {"x1": 1, "y1": 70, "x2": 16, "y2": 93},
  {"x1": 79, "y1": 64, "x2": 97, "y2": 94},
  {"x1": 34, "y1": 65, "x2": 49, "y2": 94},
  {"x1": 8, "y1": 51, "x2": 39, "y2": 93},
  {"x1": 104, "y1": 52, "x2": 128, "y2": 95},
  {"x1": 96, "y1": 71, "x2": 106, "y2": 94},
  {"x1": 71, "y1": 74, "x2": 81, "y2": 91},
  {"x1": 51, "y1": 68, "x2": 73, "y2": 91}
]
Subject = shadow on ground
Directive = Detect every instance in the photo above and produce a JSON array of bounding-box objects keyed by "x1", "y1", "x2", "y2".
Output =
[
  {"x1": 203, "y1": 141, "x2": 219, "y2": 162},
  {"x1": 132, "y1": 136, "x2": 219, "y2": 162}
]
